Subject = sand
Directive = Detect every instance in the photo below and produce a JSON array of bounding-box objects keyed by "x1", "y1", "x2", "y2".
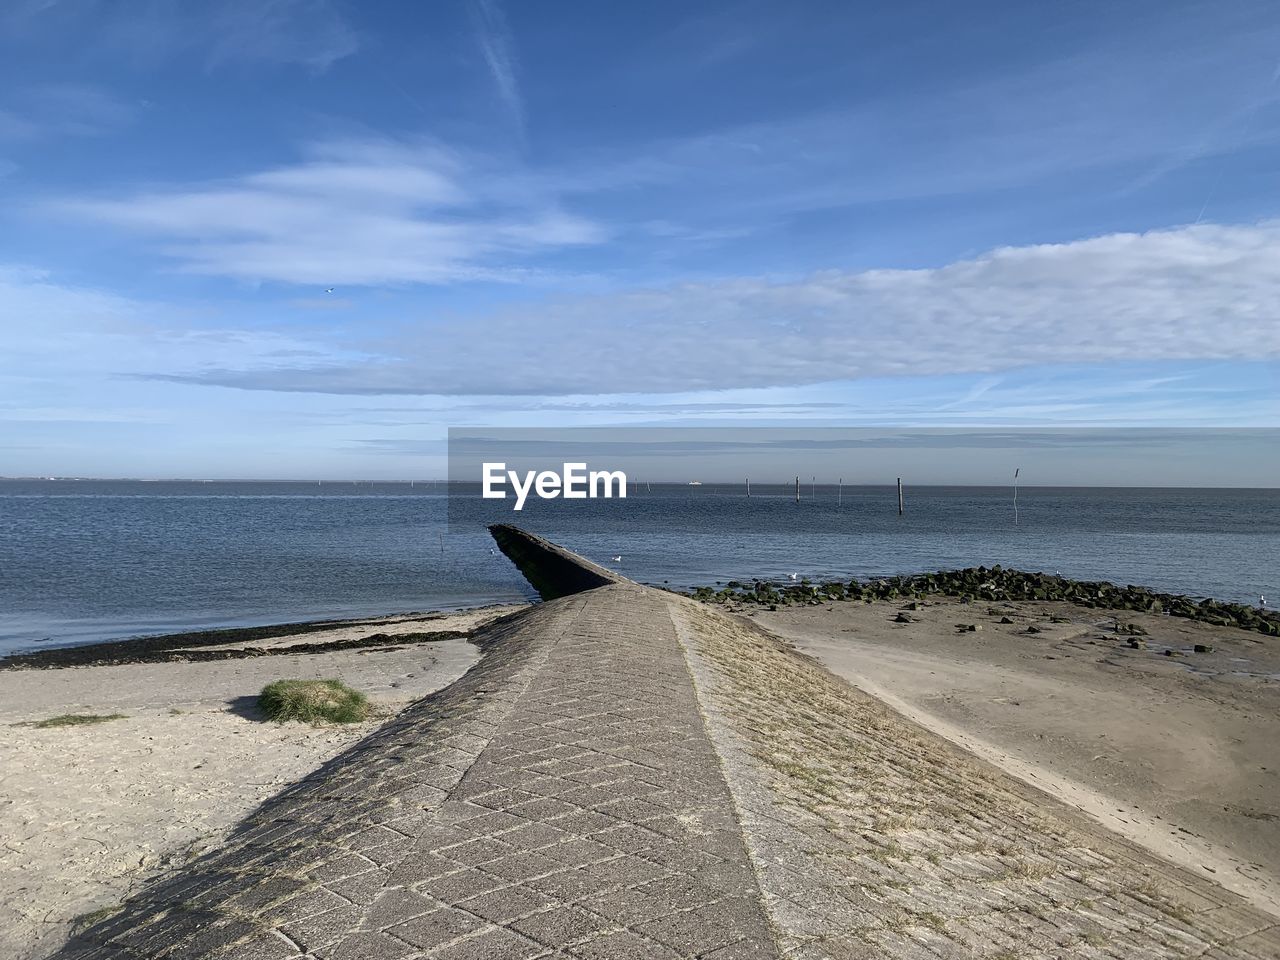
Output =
[
  {"x1": 747, "y1": 595, "x2": 1280, "y2": 917},
  {"x1": 0, "y1": 605, "x2": 524, "y2": 960}
]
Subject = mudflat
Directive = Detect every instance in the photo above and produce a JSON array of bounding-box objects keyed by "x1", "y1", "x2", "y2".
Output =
[{"x1": 748, "y1": 594, "x2": 1280, "y2": 916}]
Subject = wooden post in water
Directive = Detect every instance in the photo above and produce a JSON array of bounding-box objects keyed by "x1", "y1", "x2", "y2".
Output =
[
  {"x1": 811, "y1": 476, "x2": 816, "y2": 499},
  {"x1": 795, "y1": 476, "x2": 800, "y2": 503},
  {"x1": 746, "y1": 478, "x2": 751, "y2": 497},
  {"x1": 897, "y1": 478, "x2": 904, "y2": 515},
  {"x1": 1013, "y1": 467, "x2": 1020, "y2": 525},
  {"x1": 838, "y1": 478, "x2": 842, "y2": 506}
]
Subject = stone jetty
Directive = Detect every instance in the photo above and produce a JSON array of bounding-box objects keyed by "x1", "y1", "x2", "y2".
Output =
[
  {"x1": 57, "y1": 527, "x2": 1280, "y2": 959},
  {"x1": 695, "y1": 566, "x2": 1280, "y2": 637}
]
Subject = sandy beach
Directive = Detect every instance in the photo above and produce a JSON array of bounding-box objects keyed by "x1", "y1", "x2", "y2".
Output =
[
  {"x1": 0, "y1": 605, "x2": 524, "y2": 960},
  {"x1": 745, "y1": 594, "x2": 1280, "y2": 917}
]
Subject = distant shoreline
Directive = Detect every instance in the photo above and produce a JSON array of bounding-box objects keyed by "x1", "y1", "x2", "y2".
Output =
[
  {"x1": 0, "y1": 604, "x2": 522, "y2": 671},
  {"x1": 8, "y1": 565, "x2": 1275, "y2": 672}
]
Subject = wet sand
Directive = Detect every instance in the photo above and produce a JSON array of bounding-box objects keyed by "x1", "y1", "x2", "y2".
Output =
[
  {"x1": 0, "y1": 605, "x2": 524, "y2": 960},
  {"x1": 747, "y1": 595, "x2": 1280, "y2": 916}
]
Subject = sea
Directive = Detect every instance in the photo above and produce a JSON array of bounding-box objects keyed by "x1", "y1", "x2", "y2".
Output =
[{"x1": 1, "y1": 479, "x2": 1276, "y2": 657}]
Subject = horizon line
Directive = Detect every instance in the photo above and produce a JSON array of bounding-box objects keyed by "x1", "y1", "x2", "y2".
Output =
[{"x1": 3, "y1": 477, "x2": 1279, "y2": 491}]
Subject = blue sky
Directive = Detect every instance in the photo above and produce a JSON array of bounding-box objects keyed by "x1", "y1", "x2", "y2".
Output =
[{"x1": 1, "y1": 0, "x2": 1278, "y2": 480}]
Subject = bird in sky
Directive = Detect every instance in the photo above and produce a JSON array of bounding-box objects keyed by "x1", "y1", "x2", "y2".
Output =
[{"x1": 324, "y1": 287, "x2": 335, "y2": 294}]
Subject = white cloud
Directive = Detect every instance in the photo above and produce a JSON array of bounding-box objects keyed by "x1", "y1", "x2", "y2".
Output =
[
  {"x1": 529, "y1": 11, "x2": 1280, "y2": 232},
  {"x1": 206, "y1": 0, "x2": 358, "y2": 71},
  {"x1": 0, "y1": 265, "x2": 360, "y2": 378},
  {"x1": 469, "y1": 0, "x2": 523, "y2": 133},
  {"x1": 2, "y1": 0, "x2": 359, "y2": 71},
  {"x1": 54, "y1": 140, "x2": 605, "y2": 285},
  {"x1": 125, "y1": 220, "x2": 1280, "y2": 395},
  {"x1": 7, "y1": 222, "x2": 1279, "y2": 405},
  {"x1": 0, "y1": 83, "x2": 137, "y2": 143}
]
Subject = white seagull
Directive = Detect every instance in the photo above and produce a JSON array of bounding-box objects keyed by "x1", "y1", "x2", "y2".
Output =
[
  {"x1": 789, "y1": 572, "x2": 798, "y2": 580},
  {"x1": 611, "y1": 555, "x2": 622, "y2": 562},
  {"x1": 324, "y1": 287, "x2": 335, "y2": 294}
]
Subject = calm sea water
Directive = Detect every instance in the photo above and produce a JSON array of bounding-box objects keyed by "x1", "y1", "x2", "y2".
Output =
[{"x1": 1, "y1": 479, "x2": 1276, "y2": 656}]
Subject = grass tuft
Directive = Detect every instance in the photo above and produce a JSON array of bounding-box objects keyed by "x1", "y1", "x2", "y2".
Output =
[
  {"x1": 258, "y1": 679, "x2": 370, "y2": 724},
  {"x1": 29, "y1": 713, "x2": 126, "y2": 728},
  {"x1": 70, "y1": 904, "x2": 121, "y2": 929}
]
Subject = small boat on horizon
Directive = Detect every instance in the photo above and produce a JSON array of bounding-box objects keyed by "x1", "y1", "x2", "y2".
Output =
[{"x1": 688, "y1": 481, "x2": 703, "y2": 486}]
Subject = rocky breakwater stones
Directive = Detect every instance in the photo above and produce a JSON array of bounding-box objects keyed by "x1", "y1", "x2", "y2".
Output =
[{"x1": 692, "y1": 566, "x2": 1280, "y2": 637}]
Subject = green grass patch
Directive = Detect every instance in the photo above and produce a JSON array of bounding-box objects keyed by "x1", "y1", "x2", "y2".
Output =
[
  {"x1": 258, "y1": 679, "x2": 370, "y2": 724},
  {"x1": 29, "y1": 713, "x2": 126, "y2": 728},
  {"x1": 70, "y1": 903, "x2": 121, "y2": 929}
]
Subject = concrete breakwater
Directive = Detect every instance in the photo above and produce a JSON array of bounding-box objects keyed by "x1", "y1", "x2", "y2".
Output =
[
  {"x1": 55, "y1": 529, "x2": 1280, "y2": 960},
  {"x1": 488, "y1": 523, "x2": 626, "y2": 600}
]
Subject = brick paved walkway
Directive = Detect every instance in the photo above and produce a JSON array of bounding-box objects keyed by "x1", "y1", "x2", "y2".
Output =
[{"x1": 58, "y1": 586, "x2": 778, "y2": 960}]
